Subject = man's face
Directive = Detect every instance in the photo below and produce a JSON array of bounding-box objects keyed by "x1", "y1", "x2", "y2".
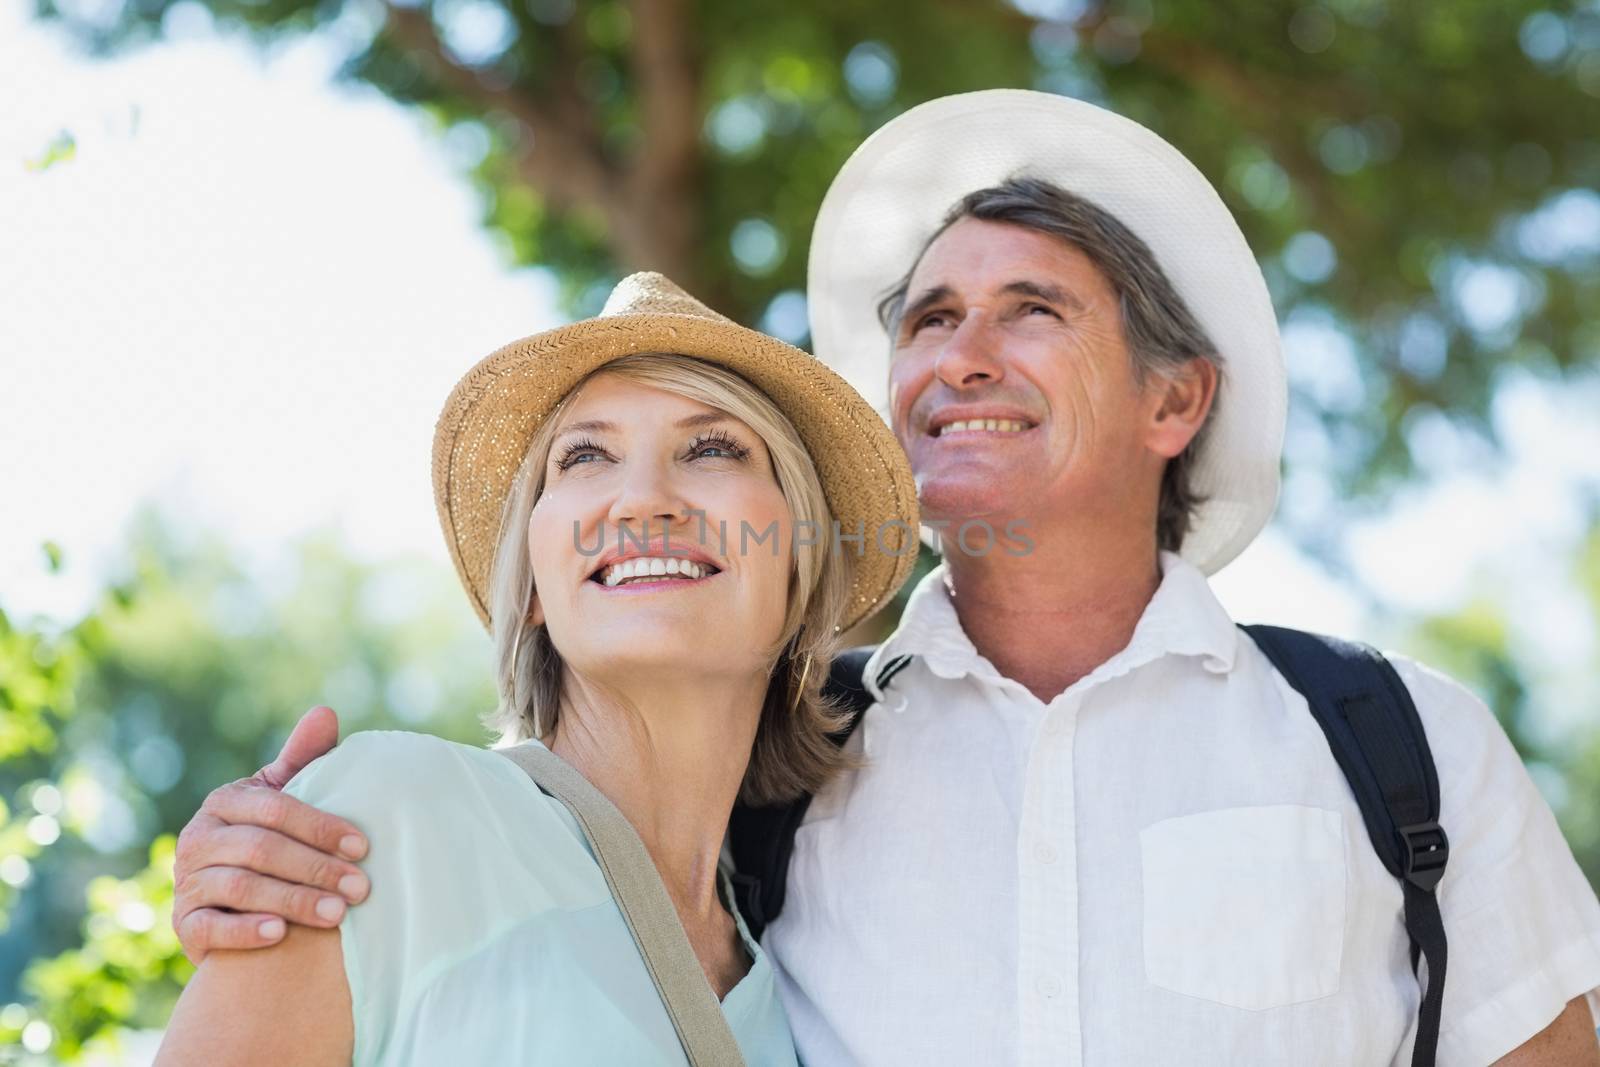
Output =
[{"x1": 888, "y1": 217, "x2": 1169, "y2": 533}]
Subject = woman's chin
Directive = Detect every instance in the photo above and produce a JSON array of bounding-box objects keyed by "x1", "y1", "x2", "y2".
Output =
[{"x1": 564, "y1": 625, "x2": 729, "y2": 669}]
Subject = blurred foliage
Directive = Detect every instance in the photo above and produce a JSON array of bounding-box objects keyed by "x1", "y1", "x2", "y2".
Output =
[
  {"x1": 29, "y1": 0, "x2": 1600, "y2": 537},
  {"x1": 22, "y1": 131, "x2": 78, "y2": 173},
  {"x1": 1396, "y1": 509, "x2": 1600, "y2": 887},
  {"x1": 4, "y1": 838, "x2": 188, "y2": 1063},
  {"x1": 0, "y1": 521, "x2": 494, "y2": 1061}
]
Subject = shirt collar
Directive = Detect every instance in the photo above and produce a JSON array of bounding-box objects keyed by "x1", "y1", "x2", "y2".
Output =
[{"x1": 869, "y1": 551, "x2": 1239, "y2": 699}]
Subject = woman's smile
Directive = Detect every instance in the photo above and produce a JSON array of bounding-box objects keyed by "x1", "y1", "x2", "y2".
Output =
[{"x1": 589, "y1": 555, "x2": 724, "y2": 593}]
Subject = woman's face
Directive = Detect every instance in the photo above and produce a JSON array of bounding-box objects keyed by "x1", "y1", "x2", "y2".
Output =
[{"x1": 526, "y1": 372, "x2": 796, "y2": 683}]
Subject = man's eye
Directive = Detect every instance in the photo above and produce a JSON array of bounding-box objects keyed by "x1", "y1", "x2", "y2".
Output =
[{"x1": 914, "y1": 312, "x2": 952, "y2": 332}]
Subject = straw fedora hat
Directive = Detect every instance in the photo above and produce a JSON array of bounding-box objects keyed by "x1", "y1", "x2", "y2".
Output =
[
  {"x1": 807, "y1": 89, "x2": 1286, "y2": 576},
  {"x1": 432, "y1": 271, "x2": 920, "y2": 633}
]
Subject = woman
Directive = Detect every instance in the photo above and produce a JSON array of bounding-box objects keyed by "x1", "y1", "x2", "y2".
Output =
[{"x1": 155, "y1": 273, "x2": 918, "y2": 1065}]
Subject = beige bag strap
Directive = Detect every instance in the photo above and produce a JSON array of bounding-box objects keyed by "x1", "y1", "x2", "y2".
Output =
[{"x1": 497, "y1": 742, "x2": 748, "y2": 1067}]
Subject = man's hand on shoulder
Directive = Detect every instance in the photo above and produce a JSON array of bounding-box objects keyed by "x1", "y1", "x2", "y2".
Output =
[{"x1": 172, "y1": 706, "x2": 371, "y2": 965}]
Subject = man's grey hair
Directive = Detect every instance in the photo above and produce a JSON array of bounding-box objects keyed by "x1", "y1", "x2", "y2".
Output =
[{"x1": 877, "y1": 176, "x2": 1223, "y2": 553}]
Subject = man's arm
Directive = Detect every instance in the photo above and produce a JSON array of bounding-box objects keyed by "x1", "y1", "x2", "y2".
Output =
[
  {"x1": 156, "y1": 922, "x2": 352, "y2": 1066},
  {"x1": 172, "y1": 706, "x2": 370, "y2": 963},
  {"x1": 1495, "y1": 995, "x2": 1599, "y2": 1065}
]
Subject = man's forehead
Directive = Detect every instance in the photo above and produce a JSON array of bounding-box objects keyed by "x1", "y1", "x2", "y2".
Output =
[
  {"x1": 900, "y1": 279, "x2": 1088, "y2": 316},
  {"x1": 904, "y1": 218, "x2": 1102, "y2": 293}
]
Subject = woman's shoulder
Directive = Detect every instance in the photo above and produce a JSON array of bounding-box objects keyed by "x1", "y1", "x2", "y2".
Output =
[
  {"x1": 283, "y1": 730, "x2": 505, "y2": 814},
  {"x1": 283, "y1": 731, "x2": 608, "y2": 907},
  {"x1": 280, "y1": 732, "x2": 616, "y2": 1061}
]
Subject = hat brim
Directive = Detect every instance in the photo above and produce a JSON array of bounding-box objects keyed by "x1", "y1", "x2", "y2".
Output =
[
  {"x1": 432, "y1": 312, "x2": 921, "y2": 633},
  {"x1": 806, "y1": 89, "x2": 1285, "y2": 575}
]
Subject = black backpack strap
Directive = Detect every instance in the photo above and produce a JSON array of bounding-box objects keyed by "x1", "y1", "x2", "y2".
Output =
[
  {"x1": 728, "y1": 646, "x2": 911, "y2": 941},
  {"x1": 1241, "y1": 624, "x2": 1449, "y2": 1067}
]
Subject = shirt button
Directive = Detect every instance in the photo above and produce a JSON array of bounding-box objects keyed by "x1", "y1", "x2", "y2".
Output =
[
  {"x1": 1034, "y1": 843, "x2": 1058, "y2": 865},
  {"x1": 1044, "y1": 716, "x2": 1067, "y2": 737},
  {"x1": 1036, "y1": 973, "x2": 1063, "y2": 999}
]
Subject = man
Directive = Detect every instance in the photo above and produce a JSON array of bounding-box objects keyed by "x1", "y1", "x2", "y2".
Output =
[{"x1": 169, "y1": 92, "x2": 1600, "y2": 1064}]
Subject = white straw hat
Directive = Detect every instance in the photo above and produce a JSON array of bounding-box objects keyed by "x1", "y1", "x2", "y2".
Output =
[{"x1": 807, "y1": 89, "x2": 1285, "y2": 575}]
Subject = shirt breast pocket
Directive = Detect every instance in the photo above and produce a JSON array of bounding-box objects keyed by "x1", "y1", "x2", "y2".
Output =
[{"x1": 1139, "y1": 804, "x2": 1347, "y2": 1011}]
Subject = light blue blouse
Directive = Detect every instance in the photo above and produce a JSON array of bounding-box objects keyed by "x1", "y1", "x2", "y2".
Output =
[{"x1": 283, "y1": 730, "x2": 798, "y2": 1066}]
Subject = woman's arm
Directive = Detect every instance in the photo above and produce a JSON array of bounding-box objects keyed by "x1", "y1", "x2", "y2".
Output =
[{"x1": 155, "y1": 922, "x2": 353, "y2": 1066}]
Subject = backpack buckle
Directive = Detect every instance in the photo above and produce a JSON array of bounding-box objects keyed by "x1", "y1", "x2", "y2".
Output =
[{"x1": 1398, "y1": 820, "x2": 1449, "y2": 892}]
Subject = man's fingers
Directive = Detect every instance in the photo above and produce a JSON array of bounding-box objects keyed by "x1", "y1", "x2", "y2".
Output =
[
  {"x1": 201, "y1": 824, "x2": 369, "y2": 902},
  {"x1": 176, "y1": 908, "x2": 289, "y2": 964},
  {"x1": 174, "y1": 811, "x2": 228, "y2": 882},
  {"x1": 257, "y1": 706, "x2": 341, "y2": 790},
  {"x1": 201, "y1": 781, "x2": 367, "y2": 861},
  {"x1": 183, "y1": 867, "x2": 351, "y2": 930}
]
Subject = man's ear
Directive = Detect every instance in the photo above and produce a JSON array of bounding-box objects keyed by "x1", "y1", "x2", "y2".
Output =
[{"x1": 1146, "y1": 357, "x2": 1218, "y2": 460}]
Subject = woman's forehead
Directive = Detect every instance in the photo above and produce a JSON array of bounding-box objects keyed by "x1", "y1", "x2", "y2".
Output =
[{"x1": 553, "y1": 370, "x2": 741, "y2": 432}]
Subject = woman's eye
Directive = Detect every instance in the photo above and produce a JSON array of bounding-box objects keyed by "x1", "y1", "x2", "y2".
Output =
[
  {"x1": 689, "y1": 433, "x2": 750, "y2": 461},
  {"x1": 555, "y1": 438, "x2": 610, "y2": 471}
]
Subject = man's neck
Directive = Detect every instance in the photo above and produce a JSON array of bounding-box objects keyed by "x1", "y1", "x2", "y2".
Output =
[{"x1": 940, "y1": 519, "x2": 1162, "y2": 703}]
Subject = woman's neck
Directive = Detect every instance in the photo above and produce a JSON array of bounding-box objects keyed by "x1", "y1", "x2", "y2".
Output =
[{"x1": 546, "y1": 668, "x2": 766, "y2": 925}]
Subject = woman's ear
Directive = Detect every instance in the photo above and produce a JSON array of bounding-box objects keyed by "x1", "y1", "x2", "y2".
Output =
[
  {"x1": 1145, "y1": 356, "x2": 1219, "y2": 460},
  {"x1": 527, "y1": 592, "x2": 544, "y2": 628}
]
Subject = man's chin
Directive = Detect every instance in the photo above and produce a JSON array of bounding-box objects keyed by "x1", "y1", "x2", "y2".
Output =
[{"x1": 917, "y1": 475, "x2": 1024, "y2": 529}]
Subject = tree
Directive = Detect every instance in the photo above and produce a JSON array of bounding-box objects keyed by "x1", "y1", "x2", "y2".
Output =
[
  {"x1": 0, "y1": 519, "x2": 495, "y2": 1059},
  {"x1": 31, "y1": 0, "x2": 1600, "y2": 525},
  {"x1": 1397, "y1": 503, "x2": 1600, "y2": 888}
]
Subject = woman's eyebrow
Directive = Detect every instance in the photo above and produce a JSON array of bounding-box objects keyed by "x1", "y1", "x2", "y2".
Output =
[
  {"x1": 554, "y1": 414, "x2": 731, "y2": 442},
  {"x1": 675, "y1": 412, "x2": 734, "y2": 430},
  {"x1": 556, "y1": 419, "x2": 616, "y2": 438}
]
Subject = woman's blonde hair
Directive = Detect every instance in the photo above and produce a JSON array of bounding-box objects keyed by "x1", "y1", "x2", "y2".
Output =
[{"x1": 484, "y1": 353, "x2": 855, "y2": 806}]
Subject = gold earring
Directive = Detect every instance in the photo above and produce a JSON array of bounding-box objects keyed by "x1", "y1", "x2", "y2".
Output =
[
  {"x1": 787, "y1": 649, "x2": 813, "y2": 716},
  {"x1": 510, "y1": 600, "x2": 538, "y2": 667}
]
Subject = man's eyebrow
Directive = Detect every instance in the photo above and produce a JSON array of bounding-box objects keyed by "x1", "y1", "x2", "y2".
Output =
[
  {"x1": 899, "y1": 285, "x2": 954, "y2": 330},
  {"x1": 1000, "y1": 280, "x2": 1087, "y2": 312}
]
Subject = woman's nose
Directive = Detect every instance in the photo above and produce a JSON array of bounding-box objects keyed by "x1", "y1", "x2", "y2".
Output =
[
  {"x1": 605, "y1": 461, "x2": 691, "y2": 537},
  {"x1": 933, "y1": 315, "x2": 1006, "y2": 390}
]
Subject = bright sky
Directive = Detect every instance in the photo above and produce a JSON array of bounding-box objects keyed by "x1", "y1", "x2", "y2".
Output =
[
  {"x1": 3, "y1": 0, "x2": 1598, "y2": 686},
  {"x1": 1, "y1": 0, "x2": 558, "y2": 623}
]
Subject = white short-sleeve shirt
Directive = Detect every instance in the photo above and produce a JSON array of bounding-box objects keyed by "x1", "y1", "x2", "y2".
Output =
[{"x1": 765, "y1": 553, "x2": 1600, "y2": 1066}]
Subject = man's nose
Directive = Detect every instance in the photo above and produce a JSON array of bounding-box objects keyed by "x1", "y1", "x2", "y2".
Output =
[{"x1": 933, "y1": 315, "x2": 1006, "y2": 390}]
